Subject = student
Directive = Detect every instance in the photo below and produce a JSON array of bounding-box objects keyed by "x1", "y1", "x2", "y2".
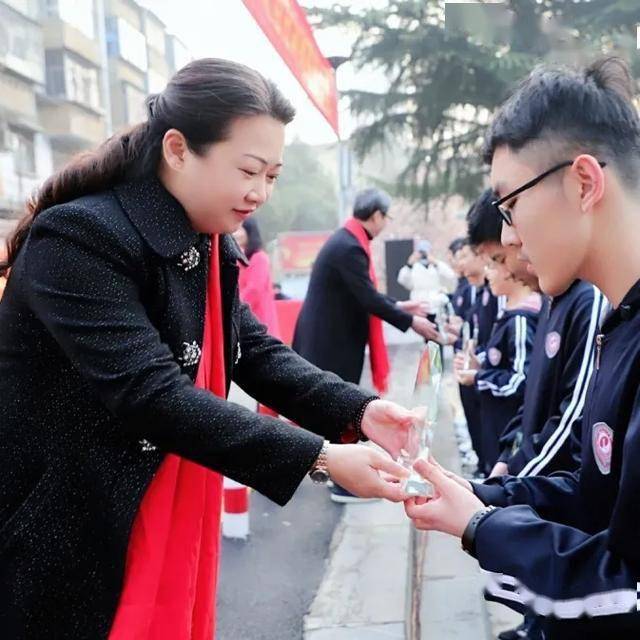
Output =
[
  {"x1": 405, "y1": 56, "x2": 640, "y2": 638},
  {"x1": 456, "y1": 189, "x2": 541, "y2": 475},
  {"x1": 464, "y1": 185, "x2": 606, "y2": 640},
  {"x1": 0, "y1": 58, "x2": 416, "y2": 638},
  {"x1": 454, "y1": 234, "x2": 492, "y2": 476}
]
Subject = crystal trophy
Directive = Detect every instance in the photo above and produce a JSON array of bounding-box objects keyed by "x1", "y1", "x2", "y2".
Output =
[{"x1": 400, "y1": 341, "x2": 443, "y2": 497}]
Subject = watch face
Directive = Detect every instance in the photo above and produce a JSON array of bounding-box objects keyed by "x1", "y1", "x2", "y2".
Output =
[{"x1": 310, "y1": 469, "x2": 329, "y2": 484}]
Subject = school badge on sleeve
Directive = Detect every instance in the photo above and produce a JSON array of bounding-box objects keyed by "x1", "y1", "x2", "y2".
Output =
[
  {"x1": 592, "y1": 422, "x2": 613, "y2": 475},
  {"x1": 488, "y1": 348, "x2": 502, "y2": 366}
]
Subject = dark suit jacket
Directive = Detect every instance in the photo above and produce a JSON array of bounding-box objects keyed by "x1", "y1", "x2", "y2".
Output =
[
  {"x1": 293, "y1": 227, "x2": 412, "y2": 384},
  {"x1": 0, "y1": 176, "x2": 372, "y2": 638}
]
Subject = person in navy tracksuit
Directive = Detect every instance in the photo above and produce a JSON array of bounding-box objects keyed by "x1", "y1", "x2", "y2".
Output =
[
  {"x1": 456, "y1": 198, "x2": 540, "y2": 473},
  {"x1": 405, "y1": 57, "x2": 640, "y2": 638},
  {"x1": 454, "y1": 226, "x2": 501, "y2": 476},
  {"x1": 498, "y1": 281, "x2": 607, "y2": 477}
]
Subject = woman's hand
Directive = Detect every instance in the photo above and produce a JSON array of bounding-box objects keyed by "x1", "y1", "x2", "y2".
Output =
[
  {"x1": 326, "y1": 444, "x2": 409, "y2": 502},
  {"x1": 360, "y1": 399, "x2": 419, "y2": 458},
  {"x1": 404, "y1": 458, "x2": 484, "y2": 536}
]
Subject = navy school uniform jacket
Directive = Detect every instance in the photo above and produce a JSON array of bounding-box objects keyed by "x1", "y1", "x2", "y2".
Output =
[
  {"x1": 475, "y1": 306, "x2": 538, "y2": 467},
  {"x1": 471, "y1": 279, "x2": 640, "y2": 636},
  {"x1": 469, "y1": 285, "x2": 505, "y2": 361},
  {"x1": 499, "y1": 282, "x2": 607, "y2": 476}
]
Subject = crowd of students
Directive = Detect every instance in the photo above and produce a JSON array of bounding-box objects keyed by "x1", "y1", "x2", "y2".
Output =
[{"x1": 404, "y1": 55, "x2": 640, "y2": 639}]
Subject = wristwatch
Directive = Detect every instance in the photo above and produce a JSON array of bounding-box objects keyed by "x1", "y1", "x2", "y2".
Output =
[
  {"x1": 309, "y1": 440, "x2": 331, "y2": 484},
  {"x1": 461, "y1": 505, "x2": 499, "y2": 556}
]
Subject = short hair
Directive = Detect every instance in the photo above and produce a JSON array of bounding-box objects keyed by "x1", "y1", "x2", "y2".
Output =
[
  {"x1": 448, "y1": 237, "x2": 467, "y2": 254},
  {"x1": 353, "y1": 188, "x2": 392, "y2": 220},
  {"x1": 467, "y1": 188, "x2": 502, "y2": 246},
  {"x1": 483, "y1": 57, "x2": 640, "y2": 188},
  {"x1": 241, "y1": 217, "x2": 263, "y2": 259}
]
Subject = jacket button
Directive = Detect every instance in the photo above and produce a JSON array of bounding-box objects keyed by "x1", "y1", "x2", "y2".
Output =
[
  {"x1": 179, "y1": 340, "x2": 202, "y2": 367},
  {"x1": 139, "y1": 439, "x2": 157, "y2": 452},
  {"x1": 177, "y1": 246, "x2": 200, "y2": 271}
]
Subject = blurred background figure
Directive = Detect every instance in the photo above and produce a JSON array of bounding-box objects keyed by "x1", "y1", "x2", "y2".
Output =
[
  {"x1": 234, "y1": 217, "x2": 281, "y2": 340},
  {"x1": 273, "y1": 282, "x2": 290, "y2": 300},
  {"x1": 397, "y1": 238, "x2": 457, "y2": 312}
]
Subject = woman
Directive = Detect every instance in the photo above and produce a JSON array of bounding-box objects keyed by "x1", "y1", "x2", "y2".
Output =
[
  {"x1": 0, "y1": 59, "x2": 413, "y2": 639},
  {"x1": 233, "y1": 217, "x2": 280, "y2": 338}
]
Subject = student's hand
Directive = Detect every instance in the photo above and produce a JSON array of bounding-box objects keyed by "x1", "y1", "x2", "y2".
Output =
[
  {"x1": 411, "y1": 316, "x2": 442, "y2": 342},
  {"x1": 428, "y1": 454, "x2": 473, "y2": 492},
  {"x1": 361, "y1": 399, "x2": 419, "y2": 459},
  {"x1": 407, "y1": 251, "x2": 422, "y2": 266},
  {"x1": 489, "y1": 462, "x2": 509, "y2": 478},
  {"x1": 397, "y1": 300, "x2": 430, "y2": 317},
  {"x1": 453, "y1": 351, "x2": 479, "y2": 372},
  {"x1": 404, "y1": 458, "x2": 484, "y2": 536},
  {"x1": 326, "y1": 444, "x2": 409, "y2": 502},
  {"x1": 455, "y1": 369, "x2": 478, "y2": 386}
]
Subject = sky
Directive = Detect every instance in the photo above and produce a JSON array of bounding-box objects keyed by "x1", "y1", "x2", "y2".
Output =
[{"x1": 137, "y1": 0, "x2": 387, "y2": 145}]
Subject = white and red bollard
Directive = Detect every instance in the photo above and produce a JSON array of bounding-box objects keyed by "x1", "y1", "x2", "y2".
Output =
[{"x1": 222, "y1": 477, "x2": 250, "y2": 540}]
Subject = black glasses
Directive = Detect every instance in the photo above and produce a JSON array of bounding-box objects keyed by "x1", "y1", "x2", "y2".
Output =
[{"x1": 492, "y1": 159, "x2": 607, "y2": 226}]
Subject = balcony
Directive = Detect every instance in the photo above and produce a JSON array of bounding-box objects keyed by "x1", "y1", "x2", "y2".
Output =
[
  {"x1": 39, "y1": 100, "x2": 106, "y2": 150},
  {"x1": 43, "y1": 18, "x2": 102, "y2": 67}
]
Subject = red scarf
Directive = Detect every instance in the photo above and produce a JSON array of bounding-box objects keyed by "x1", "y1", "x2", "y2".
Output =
[
  {"x1": 109, "y1": 236, "x2": 226, "y2": 640},
  {"x1": 343, "y1": 218, "x2": 390, "y2": 395}
]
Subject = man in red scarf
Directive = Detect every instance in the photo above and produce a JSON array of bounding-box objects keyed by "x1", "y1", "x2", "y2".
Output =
[{"x1": 293, "y1": 188, "x2": 441, "y2": 502}]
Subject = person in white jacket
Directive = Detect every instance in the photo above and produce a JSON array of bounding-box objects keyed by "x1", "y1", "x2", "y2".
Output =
[{"x1": 397, "y1": 240, "x2": 457, "y2": 312}]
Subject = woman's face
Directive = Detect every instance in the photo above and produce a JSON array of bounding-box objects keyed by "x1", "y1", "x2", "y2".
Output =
[{"x1": 161, "y1": 114, "x2": 285, "y2": 235}]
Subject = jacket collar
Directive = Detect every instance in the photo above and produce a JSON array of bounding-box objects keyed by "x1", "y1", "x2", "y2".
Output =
[
  {"x1": 114, "y1": 174, "x2": 201, "y2": 259},
  {"x1": 114, "y1": 174, "x2": 250, "y2": 266},
  {"x1": 220, "y1": 234, "x2": 249, "y2": 266}
]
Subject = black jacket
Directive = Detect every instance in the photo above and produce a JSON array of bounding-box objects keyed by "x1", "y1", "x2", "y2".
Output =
[
  {"x1": 0, "y1": 176, "x2": 372, "y2": 638},
  {"x1": 292, "y1": 226, "x2": 412, "y2": 383},
  {"x1": 473, "y1": 280, "x2": 640, "y2": 637},
  {"x1": 499, "y1": 282, "x2": 606, "y2": 476},
  {"x1": 475, "y1": 307, "x2": 538, "y2": 468}
]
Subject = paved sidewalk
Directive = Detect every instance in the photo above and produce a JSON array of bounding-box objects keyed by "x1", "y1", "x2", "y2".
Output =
[{"x1": 304, "y1": 339, "x2": 519, "y2": 639}]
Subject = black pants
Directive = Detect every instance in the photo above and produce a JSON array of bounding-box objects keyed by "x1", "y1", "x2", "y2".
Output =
[
  {"x1": 459, "y1": 384, "x2": 485, "y2": 470},
  {"x1": 541, "y1": 612, "x2": 640, "y2": 639}
]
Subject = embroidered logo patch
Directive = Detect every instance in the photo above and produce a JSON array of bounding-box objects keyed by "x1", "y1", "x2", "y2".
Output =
[
  {"x1": 482, "y1": 289, "x2": 490, "y2": 306},
  {"x1": 592, "y1": 422, "x2": 613, "y2": 475},
  {"x1": 488, "y1": 347, "x2": 502, "y2": 366},
  {"x1": 545, "y1": 331, "x2": 561, "y2": 359}
]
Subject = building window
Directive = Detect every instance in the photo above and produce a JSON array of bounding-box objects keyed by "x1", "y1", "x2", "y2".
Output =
[
  {"x1": 123, "y1": 82, "x2": 146, "y2": 126},
  {"x1": 0, "y1": 3, "x2": 45, "y2": 83},
  {"x1": 10, "y1": 126, "x2": 36, "y2": 176},
  {"x1": 108, "y1": 17, "x2": 148, "y2": 72},
  {"x1": 48, "y1": 0, "x2": 96, "y2": 40},
  {"x1": 46, "y1": 50, "x2": 101, "y2": 111}
]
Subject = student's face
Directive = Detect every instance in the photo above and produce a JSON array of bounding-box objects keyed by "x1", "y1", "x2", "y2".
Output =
[
  {"x1": 457, "y1": 244, "x2": 485, "y2": 286},
  {"x1": 491, "y1": 145, "x2": 592, "y2": 296},
  {"x1": 162, "y1": 114, "x2": 285, "y2": 235},
  {"x1": 479, "y1": 240, "x2": 540, "y2": 291},
  {"x1": 478, "y1": 242, "x2": 516, "y2": 297}
]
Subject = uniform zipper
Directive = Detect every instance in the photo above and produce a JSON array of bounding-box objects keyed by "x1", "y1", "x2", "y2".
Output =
[{"x1": 595, "y1": 333, "x2": 604, "y2": 370}]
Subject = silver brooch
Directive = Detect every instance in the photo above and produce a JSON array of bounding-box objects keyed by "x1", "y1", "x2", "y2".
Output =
[
  {"x1": 139, "y1": 438, "x2": 157, "y2": 452},
  {"x1": 177, "y1": 246, "x2": 200, "y2": 271},
  {"x1": 179, "y1": 340, "x2": 202, "y2": 367}
]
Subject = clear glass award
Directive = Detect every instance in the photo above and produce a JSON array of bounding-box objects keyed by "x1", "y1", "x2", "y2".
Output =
[{"x1": 400, "y1": 341, "x2": 443, "y2": 497}]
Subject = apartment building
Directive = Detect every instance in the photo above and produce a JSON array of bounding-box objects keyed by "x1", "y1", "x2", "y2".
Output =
[{"x1": 0, "y1": 0, "x2": 191, "y2": 224}]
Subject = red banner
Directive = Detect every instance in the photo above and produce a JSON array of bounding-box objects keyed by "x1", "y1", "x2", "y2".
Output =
[
  {"x1": 242, "y1": 0, "x2": 339, "y2": 135},
  {"x1": 278, "y1": 231, "x2": 331, "y2": 273}
]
